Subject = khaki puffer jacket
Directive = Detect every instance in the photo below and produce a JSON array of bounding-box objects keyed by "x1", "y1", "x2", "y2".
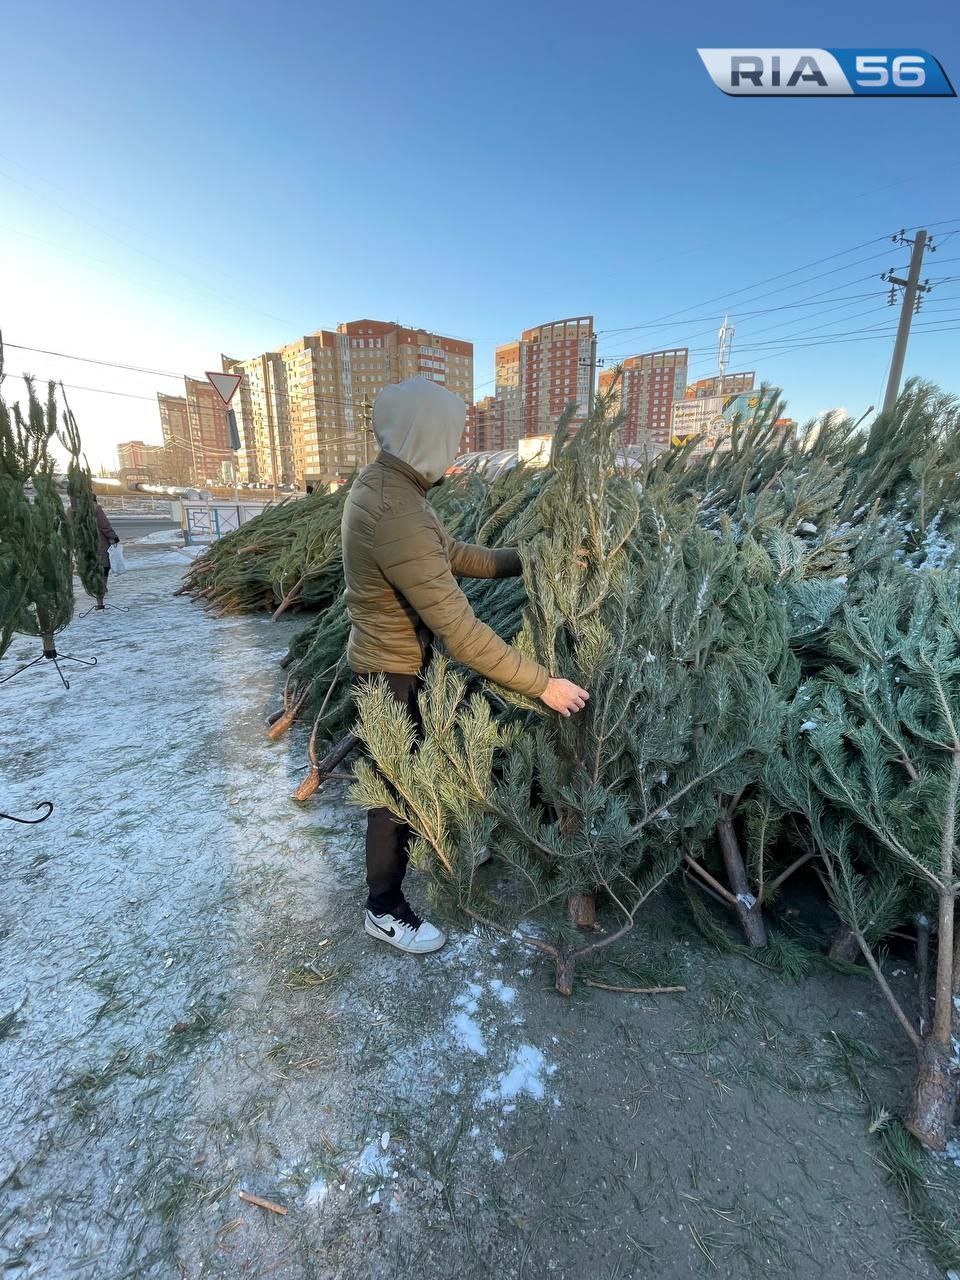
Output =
[{"x1": 342, "y1": 452, "x2": 549, "y2": 697}]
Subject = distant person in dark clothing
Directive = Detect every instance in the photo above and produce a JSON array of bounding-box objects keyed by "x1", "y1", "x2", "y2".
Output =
[{"x1": 94, "y1": 497, "x2": 120, "y2": 609}]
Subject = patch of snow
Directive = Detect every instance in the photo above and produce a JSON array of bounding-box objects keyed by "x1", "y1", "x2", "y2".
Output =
[
  {"x1": 489, "y1": 979, "x2": 516, "y2": 1005},
  {"x1": 454, "y1": 981, "x2": 483, "y2": 1016},
  {"x1": 800, "y1": 721, "x2": 817, "y2": 732},
  {"x1": 480, "y1": 1044, "x2": 554, "y2": 1104},
  {"x1": 451, "y1": 1012, "x2": 487, "y2": 1056},
  {"x1": 491, "y1": 1146, "x2": 505, "y2": 1163},
  {"x1": 134, "y1": 527, "x2": 186, "y2": 545},
  {"x1": 138, "y1": 548, "x2": 203, "y2": 567}
]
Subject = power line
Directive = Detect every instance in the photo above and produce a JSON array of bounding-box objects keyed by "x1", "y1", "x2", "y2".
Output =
[
  {"x1": 595, "y1": 238, "x2": 893, "y2": 336},
  {"x1": 599, "y1": 286, "x2": 892, "y2": 365},
  {"x1": 4, "y1": 342, "x2": 185, "y2": 380}
]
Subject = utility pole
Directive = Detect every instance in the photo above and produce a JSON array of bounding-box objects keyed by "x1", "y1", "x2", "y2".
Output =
[
  {"x1": 881, "y1": 229, "x2": 935, "y2": 415},
  {"x1": 359, "y1": 396, "x2": 373, "y2": 464}
]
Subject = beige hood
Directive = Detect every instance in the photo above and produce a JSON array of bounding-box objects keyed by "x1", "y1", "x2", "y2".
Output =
[{"x1": 373, "y1": 377, "x2": 466, "y2": 485}]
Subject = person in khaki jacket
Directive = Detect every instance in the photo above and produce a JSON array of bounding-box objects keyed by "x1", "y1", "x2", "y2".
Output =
[{"x1": 343, "y1": 377, "x2": 589, "y2": 955}]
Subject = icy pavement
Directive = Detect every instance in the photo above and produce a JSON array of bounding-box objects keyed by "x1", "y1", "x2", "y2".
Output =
[{"x1": 0, "y1": 550, "x2": 558, "y2": 1279}]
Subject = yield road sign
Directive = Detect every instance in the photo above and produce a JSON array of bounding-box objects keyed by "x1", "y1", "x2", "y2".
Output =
[{"x1": 206, "y1": 371, "x2": 242, "y2": 406}]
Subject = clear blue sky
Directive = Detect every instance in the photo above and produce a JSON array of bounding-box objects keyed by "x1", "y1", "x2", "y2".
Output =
[{"x1": 1, "y1": 0, "x2": 957, "y2": 467}]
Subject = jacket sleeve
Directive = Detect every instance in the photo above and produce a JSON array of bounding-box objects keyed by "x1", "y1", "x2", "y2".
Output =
[
  {"x1": 375, "y1": 513, "x2": 548, "y2": 697},
  {"x1": 96, "y1": 506, "x2": 119, "y2": 542},
  {"x1": 446, "y1": 537, "x2": 522, "y2": 580}
]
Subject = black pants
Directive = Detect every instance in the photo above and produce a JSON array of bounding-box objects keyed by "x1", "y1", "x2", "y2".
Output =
[{"x1": 355, "y1": 670, "x2": 425, "y2": 915}]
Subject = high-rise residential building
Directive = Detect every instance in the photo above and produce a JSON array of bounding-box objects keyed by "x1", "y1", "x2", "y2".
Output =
[
  {"x1": 116, "y1": 439, "x2": 172, "y2": 477},
  {"x1": 685, "y1": 371, "x2": 755, "y2": 399},
  {"x1": 157, "y1": 393, "x2": 193, "y2": 484},
  {"x1": 184, "y1": 376, "x2": 236, "y2": 484},
  {"x1": 598, "y1": 348, "x2": 688, "y2": 449},
  {"x1": 223, "y1": 352, "x2": 295, "y2": 486},
  {"x1": 487, "y1": 318, "x2": 596, "y2": 449},
  {"x1": 465, "y1": 396, "x2": 507, "y2": 452},
  {"x1": 494, "y1": 340, "x2": 522, "y2": 446},
  {"x1": 518, "y1": 317, "x2": 596, "y2": 438},
  {"x1": 224, "y1": 320, "x2": 473, "y2": 488}
]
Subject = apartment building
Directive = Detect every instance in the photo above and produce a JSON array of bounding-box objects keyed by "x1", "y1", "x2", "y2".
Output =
[
  {"x1": 517, "y1": 317, "x2": 596, "y2": 438},
  {"x1": 485, "y1": 317, "x2": 596, "y2": 449},
  {"x1": 222, "y1": 352, "x2": 295, "y2": 487},
  {"x1": 157, "y1": 393, "x2": 193, "y2": 484},
  {"x1": 184, "y1": 376, "x2": 236, "y2": 484},
  {"x1": 224, "y1": 320, "x2": 473, "y2": 488},
  {"x1": 599, "y1": 348, "x2": 688, "y2": 448},
  {"x1": 494, "y1": 340, "x2": 522, "y2": 446},
  {"x1": 465, "y1": 395, "x2": 507, "y2": 452}
]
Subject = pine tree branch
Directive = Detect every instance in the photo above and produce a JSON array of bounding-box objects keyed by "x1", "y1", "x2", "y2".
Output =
[
  {"x1": 922, "y1": 654, "x2": 960, "y2": 752},
  {"x1": 816, "y1": 748, "x2": 943, "y2": 892},
  {"x1": 851, "y1": 925, "x2": 922, "y2": 1053},
  {"x1": 459, "y1": 902, "x2": 557, "y2": 960},
  {"x1": 683, "y1": 855, "x2": 739, "y2": 906},
  {"x1": 763, "y1": 850, "x2": 817, "y2": 899},
  {"x1": 856, "y1": 696, "x2": 920, "y2": 782}
]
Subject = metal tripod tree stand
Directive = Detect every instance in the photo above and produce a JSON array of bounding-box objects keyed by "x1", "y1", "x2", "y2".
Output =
[
  {"x1": 78, "y1": 597, "x2": 128, "y2": 618},
  {"x1": 0, "y1": 631, "x2": 97, "y2": 690},
  {"x1": 0, "y1": 801, "x2": 53, "y2": 824}
]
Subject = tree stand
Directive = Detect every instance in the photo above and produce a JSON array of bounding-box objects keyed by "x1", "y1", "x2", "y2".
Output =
[
  {"x1": 0, "y1": 638, "x2": 97, "y2": 690},
  {"x1": 0, "y1": 801, "x2": 54, "y2": 824},
  {"x1": 79, "y1": 599, "x2": 129, "y2": 617}
]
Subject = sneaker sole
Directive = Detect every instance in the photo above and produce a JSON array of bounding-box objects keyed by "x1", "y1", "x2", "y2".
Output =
[{"x1": 364, "y1": 918, "x2": 446, "y2": 955}]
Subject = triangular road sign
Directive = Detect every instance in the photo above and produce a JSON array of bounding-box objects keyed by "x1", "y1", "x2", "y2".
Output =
[{"x1": 206, "y1": 371, "x2": 242, "y2": 406}]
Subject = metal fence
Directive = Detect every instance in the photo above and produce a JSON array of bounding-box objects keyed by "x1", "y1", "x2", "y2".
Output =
[{"x1": 182, "y1": 501, "x2": 269, "y2": 545}]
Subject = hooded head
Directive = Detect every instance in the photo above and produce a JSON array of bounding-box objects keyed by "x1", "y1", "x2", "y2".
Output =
[{"x1": 373, "y1": 377, "x2": 466, "y2": 485}]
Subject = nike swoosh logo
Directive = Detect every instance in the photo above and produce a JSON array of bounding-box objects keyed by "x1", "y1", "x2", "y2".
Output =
[{"x1": 369, "y1": 920, "x2": 396, "y2": 938}]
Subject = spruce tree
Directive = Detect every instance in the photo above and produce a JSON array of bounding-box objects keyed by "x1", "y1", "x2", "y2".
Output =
[
  {"x1": 352, "y1": 390, "x2": 784, "y2": 992},
  {"x1": 58, "y1": 391, "x2": 106, "y2": 605},
  {"x1": 767, "y1": 567, "x2": 960, "y2": 1149},
  {"x1": 0, "y1": 344, "x2": 74, "y2": 659}
]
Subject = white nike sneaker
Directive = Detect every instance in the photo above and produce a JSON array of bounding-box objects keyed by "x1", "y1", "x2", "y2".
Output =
[{"x1": 364, "y1": 902, "x2": 447, "y2": 955}]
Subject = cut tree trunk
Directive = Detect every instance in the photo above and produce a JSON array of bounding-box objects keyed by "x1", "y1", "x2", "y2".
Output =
[
  {"x1": 716, "y1": 815, "x2": 767, "y2": 948},
  {"x1": 828, "y1": 926, "x2": 862, "y2": 963},
  {"x1": 567, "y1": 893, "x2": 596, "y2": 931},
  {"x1": 272, "y1": 575, "x2": 306, "y2": 621},
  {"x1": 905, "y1": 1041, "x2": 960, "y2": 1150},
  {"x1": 293, "y1": 732, "x2": 361, "y2": 804},
  {"x1": 554, "y1": 947, "x2": 576, "y2": 997},
  {"x1": 266, "y1": 691, "x2": 308, "y2": 741}
]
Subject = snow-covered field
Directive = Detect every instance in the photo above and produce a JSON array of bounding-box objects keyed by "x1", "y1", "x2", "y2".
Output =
[{"x1": 0, "y1": 549, "x2": 564, "y2": 1279}]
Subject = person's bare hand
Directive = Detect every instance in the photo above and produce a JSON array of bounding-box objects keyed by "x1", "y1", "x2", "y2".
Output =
[{"x1": 540, "y1": 677, "x2": 590, "y2": 717}]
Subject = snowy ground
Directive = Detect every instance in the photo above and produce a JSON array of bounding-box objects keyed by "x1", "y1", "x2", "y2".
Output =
[{"x1": 0, "y1": 546, "x2": 949, "y2": 1279}]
